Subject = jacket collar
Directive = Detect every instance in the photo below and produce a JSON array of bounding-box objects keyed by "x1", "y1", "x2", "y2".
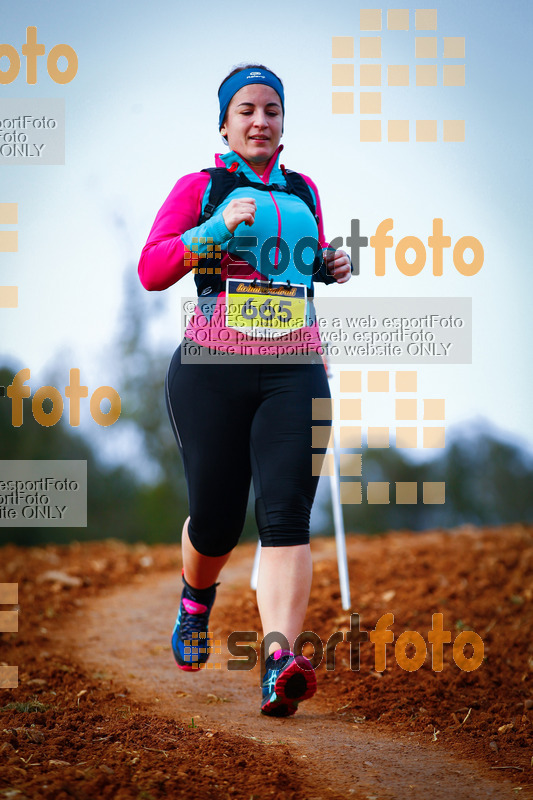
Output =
[{"x1": 215, "y1": 144, "x2": 284, "y2": 184}]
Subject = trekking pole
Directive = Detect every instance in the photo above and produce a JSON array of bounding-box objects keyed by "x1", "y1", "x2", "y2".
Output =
[
  {"x1": 324, "y1": 351, "x2": 352, "y2": 611},
  {"x1": 251, "y1": 355, "x2": 352, "y2": 609}
]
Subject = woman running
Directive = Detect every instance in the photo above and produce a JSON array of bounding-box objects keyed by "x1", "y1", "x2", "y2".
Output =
[{"x1": 138, "y1": 63, "x2": 351, "y2": 717}]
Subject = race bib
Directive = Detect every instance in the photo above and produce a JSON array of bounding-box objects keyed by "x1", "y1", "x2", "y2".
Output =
[{"x1": 226, "y1": 279, "x2": 308, "y2": 338}]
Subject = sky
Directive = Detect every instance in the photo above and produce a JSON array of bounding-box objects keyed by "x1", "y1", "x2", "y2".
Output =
[{"x1": 1, "y1": 0, "x2": 532, "y2": 467}]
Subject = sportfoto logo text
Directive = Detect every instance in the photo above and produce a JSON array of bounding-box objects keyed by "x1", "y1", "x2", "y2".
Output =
[{"x1": 183, "y1": 613, "x2": 485, "y2": 675}]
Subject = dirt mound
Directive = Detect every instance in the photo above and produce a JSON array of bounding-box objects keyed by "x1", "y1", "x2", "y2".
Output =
[{"x1": 0, "y1": 525, "x2": 531, "y2": 799}]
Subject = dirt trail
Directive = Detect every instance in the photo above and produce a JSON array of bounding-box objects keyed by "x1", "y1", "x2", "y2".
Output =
[{"x1": 54, "y1": 536, "x2": 529, "y2": 800}]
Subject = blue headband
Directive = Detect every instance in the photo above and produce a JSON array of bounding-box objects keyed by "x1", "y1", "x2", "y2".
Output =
[{"x1": 218, "y1": 68, "x2": 284, "y2": 130}]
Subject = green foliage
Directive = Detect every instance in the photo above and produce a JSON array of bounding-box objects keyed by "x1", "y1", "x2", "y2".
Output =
[
  {"x1": 338, "y1": 426, "x2": 533, "y2": 535},
  {"x1": 0, "y1": 363, "x2": 151, "y2": 545}
]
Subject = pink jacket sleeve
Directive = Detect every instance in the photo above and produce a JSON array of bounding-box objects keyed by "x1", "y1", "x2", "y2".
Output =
[{"x1": 138, "y1": 172, "x2": 213, "y2": 291}]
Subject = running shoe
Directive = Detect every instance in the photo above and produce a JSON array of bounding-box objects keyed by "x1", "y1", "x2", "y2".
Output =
[
  {"x1": 260, "y1": 648, "x2": 317, "y2": 717},
  {"x1": 171, "y1": 573, "x2": 219, "y2": 671}
]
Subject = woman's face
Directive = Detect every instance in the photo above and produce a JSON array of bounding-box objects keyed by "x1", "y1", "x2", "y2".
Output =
[{"x1": 220, "y1": 84, "x2": 283, "y2": 170}]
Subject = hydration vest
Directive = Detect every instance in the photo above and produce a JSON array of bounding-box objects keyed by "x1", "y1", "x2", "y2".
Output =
[{"x1": 193, "y1": 167, "x2": 329, "y2": 298}]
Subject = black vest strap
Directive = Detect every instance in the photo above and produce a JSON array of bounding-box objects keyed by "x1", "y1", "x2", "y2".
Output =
[
  {"x1": 283, "y1": 170, "x2": 320, "y2": 224},
  {"x1": 198, "y1": 168, "x2": 300, "y2": 223},
  {"x1": 199, "y1": 168, "x2": 240, "y2": 223}
]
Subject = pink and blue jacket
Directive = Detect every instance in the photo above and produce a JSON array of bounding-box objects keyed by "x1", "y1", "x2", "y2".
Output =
[{"x1": 138, "y1": 144, "x2": 334, "y2": 354}]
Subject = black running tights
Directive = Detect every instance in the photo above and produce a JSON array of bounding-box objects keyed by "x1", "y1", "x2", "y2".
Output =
[{"x1": 165, "y1": 341, "x2": 331, "y2": 556}]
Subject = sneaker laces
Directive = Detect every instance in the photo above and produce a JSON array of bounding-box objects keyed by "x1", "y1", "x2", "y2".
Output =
[
  {"x1": 178, "y1": 579, "x2": 220, "y2": 641},
  {"x1": 179, "y1": 596, "x2": 213, "y2": 640},
  {"x1": 263, "y1": 650, "x2": 293, "y2": 683}
]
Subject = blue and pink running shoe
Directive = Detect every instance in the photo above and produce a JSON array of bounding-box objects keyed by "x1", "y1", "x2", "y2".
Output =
[
  {"x1": 171, "y1": 572, "x2": 219, "y2": 671},
  {"x1": 261, "y1": 649, "x2": 317, "y2": 717}
]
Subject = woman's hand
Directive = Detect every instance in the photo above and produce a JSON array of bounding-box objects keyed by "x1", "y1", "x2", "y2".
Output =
[
  {"x1": 324, "y1": 248, "x2": 352, "y2": 283},
  {"x1": 222, "y1": 197, "x2": 257, "y2": 234}
]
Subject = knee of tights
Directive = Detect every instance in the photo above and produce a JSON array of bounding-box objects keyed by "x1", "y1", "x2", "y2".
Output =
[
  {"x1": 255, "y1": 497, "x2": 311, "y2": 548},
  {"x1": 187, "y1": 520, "x2": 240, "y2": 558}
]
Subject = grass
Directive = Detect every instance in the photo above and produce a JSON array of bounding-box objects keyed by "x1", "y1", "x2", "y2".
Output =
[{"x1": 0, "y1": 698, "x2": 49, "y2": 713}]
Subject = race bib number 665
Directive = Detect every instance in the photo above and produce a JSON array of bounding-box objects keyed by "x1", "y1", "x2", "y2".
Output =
[{"x1": 226, "y1": 279, "x2": 307, "y2": 338}]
